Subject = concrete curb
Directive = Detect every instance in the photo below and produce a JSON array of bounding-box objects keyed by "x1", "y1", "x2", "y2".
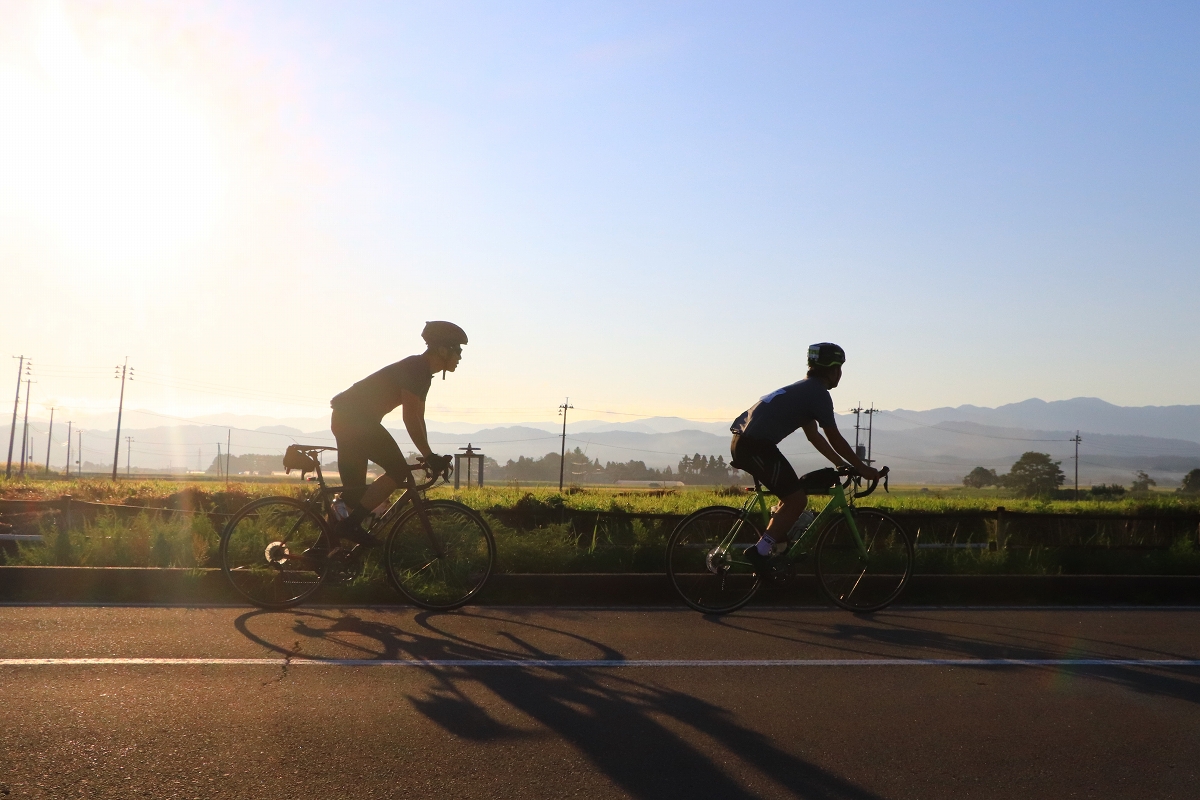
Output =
[{"x1": 3, "y1": 567, "x2": 1200, "y2": 606}]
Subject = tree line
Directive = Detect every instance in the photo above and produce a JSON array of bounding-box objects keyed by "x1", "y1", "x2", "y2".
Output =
[
  {"x1": 963, "y1": 452, "x2": 1199, "y2": 497},
  {"x1": 487, "y1": 448, "x2": 744, "y2": 485}
]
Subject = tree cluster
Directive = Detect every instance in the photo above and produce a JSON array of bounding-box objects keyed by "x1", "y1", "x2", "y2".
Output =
[
  {"x1": 676, "y1": 453, "x2": 739, "y2": 483},
  {"x1": 962, "y1": 452, "x2": 1065, "y2": 497},
  {"x1": 484, "y1": 447, "x2": 744, "y2": 485},
  {"x1": 1180, "y1": 469, "x2": 1200, "y2": 494},
  {"x1": 1130, "y1": 470, "x2": 1157, "y2": 493}
]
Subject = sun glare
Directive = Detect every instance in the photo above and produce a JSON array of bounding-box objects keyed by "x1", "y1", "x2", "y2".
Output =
[{"x1": 0, "y1": 2, "x2": 227, "y2": 261}]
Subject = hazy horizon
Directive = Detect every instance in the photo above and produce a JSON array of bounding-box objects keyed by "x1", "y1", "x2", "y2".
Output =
[{"x1": 3, "y1": 2, "x2": 1198, "y2": 434}]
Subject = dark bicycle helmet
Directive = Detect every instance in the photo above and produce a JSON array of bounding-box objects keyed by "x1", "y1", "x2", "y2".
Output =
[
  {"x1": 807, "y1": 342, "x2": 845, "y2": 368},
  {"x1": 421, "y1": 321, "x2": 468, "y2": 347}
]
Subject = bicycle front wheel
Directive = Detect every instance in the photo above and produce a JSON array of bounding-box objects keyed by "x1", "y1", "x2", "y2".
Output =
[
  {"x1": 667, "y1": 506, "x2": 763, "y2": 614},
  {"x1": 383, "y1": 499, "x2": 495, "y2": 610},
  {"x1": 220, "y1": 496, "x2": 333, "y2": 609},
  {"x1": 815, "y1": 508, "x2": 913, "y2": 612}
]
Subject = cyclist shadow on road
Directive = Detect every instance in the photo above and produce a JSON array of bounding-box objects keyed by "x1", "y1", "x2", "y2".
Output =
[
  {"x1": 234, "y1": 607, "x2": 886, "y2": 800},
  {"x1": 705, "y1": 609, "x2": 1200, "y2": 709}
]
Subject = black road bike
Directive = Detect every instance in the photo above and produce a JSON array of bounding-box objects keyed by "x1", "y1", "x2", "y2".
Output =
[{"x1": 219, "y1": 446, "x2": 495, "y2": 610}]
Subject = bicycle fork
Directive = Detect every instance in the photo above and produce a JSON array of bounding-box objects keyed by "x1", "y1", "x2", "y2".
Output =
[{"x1": 413, "y1": 499, "x2": 448, "y2": 560}]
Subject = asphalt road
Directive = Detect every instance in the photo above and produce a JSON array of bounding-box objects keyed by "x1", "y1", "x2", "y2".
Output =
[{"x1": 2, "y1": 605, "x2": 1199, "y2": 799}]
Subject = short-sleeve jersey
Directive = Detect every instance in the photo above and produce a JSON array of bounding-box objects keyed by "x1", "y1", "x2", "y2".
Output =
[
  {"x1": 330, "y1": 355, "x2": 433, "y2": 421},
  {"x1": 730, "y1": 378, "x2": 836, "y2": 444}
]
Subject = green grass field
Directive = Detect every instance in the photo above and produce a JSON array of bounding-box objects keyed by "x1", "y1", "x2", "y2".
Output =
[
  {"x1": 4, "y1": 477, "x2": 1199, "y2": 574},
  {"x1": 4, "y1": 476, "x2": 1197, "y2": 515}
]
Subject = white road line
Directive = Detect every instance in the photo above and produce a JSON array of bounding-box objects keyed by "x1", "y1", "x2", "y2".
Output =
[{"x1": 1, "y1": 658, "x2": 1199, "y2": 668}]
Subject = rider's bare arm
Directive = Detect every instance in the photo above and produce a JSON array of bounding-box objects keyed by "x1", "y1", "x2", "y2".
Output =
[
  {"x1": 400, "y1": 390, "x2": 436, "y2": 461},
  {"x1": 802, "y1": 420, "x2": 880, "y2": 480},
  {"x1": 802, "y1": 420, "x2": 845, "y2": 467}
]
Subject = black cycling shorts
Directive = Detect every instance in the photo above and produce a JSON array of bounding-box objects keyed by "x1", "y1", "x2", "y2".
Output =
[
  {"x1": 730, "y1": 435, "x2": 802, "y2": 498},
  {"x1": 330, "y1": 409, "x2": 413, "y2": 507}
]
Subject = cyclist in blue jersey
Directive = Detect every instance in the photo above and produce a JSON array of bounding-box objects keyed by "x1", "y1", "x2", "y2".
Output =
[
  {"x1": 729, "y1": 342, "x2": 880, "y2": 572},
  {"x1": 325, "y1": 321, "x2": 467, "y2": 550}
]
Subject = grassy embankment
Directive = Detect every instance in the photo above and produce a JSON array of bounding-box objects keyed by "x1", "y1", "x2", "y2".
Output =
[{"x1": 3, "y1": 478, "x2": 1199, "y2": 575}]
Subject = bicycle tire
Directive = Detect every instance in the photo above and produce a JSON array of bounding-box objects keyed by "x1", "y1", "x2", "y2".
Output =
[
  {"x1": 383, "y1": 499, "x2": 495, "y2": 610},
  {"x1": 815, "y1": 508, "x2": 913, "y2": 612},
  {"x1": 220, "y1": 496, "x2": 333, "y2": 609},
  {"x1": 666, "y1": 505, "x2": 763, "y2": 614}
]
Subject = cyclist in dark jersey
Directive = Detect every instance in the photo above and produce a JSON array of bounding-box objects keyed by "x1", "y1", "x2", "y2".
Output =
[
  {"x1": 730, "y1": 342, "x2": 880, "y2": 571},
  {"x1": 326, "y1": 321, "x2": 467, "y2": 547}
]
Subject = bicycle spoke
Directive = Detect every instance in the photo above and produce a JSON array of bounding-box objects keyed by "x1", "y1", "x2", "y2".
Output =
[
  {"x1": 815, "y1": 508, "x2": 912, "y2": 612},
  {"x1": 384, "y1": 500, "x2": 495, "y2": 610},
  {"x1": 667, "y1": 506, "x2": 762, "y2": 614},
  {"x1": 220, "y1": 497, "x2": 332, "y2": 609}
]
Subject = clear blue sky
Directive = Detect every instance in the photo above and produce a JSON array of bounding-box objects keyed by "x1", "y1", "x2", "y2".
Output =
[{"x1": 2, "y1": 1, "x2": 1198, "y2": 425}]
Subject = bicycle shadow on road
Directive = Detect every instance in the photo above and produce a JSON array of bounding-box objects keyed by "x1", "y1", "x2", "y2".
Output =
[
  {"x1": 704, "y1": 609, "x2": 1200, "y2": 710},
  {"x1": 233, "y1": 607, "x2": 887, "y2": 800}
]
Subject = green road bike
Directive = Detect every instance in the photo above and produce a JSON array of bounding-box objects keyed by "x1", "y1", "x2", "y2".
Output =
[
  {"x1": 219, "y1": 446, "x2": 495, "y2": 611},
  {"x1": 667, "y1": 466, "x2": 912, "y2": 614}
]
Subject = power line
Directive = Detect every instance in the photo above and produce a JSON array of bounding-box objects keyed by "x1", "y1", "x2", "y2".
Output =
[
  {"x1": 878, "y1": 410, "x2": 1072, "y2": 442},
  {"x1": 572, "y1": 406, "x2": 734, "y2": 422},
  {"x1": 863, "y1": 451, "x2": 1015, "y2": 468}
]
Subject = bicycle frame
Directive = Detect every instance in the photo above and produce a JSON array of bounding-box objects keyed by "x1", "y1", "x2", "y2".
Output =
[
  {"x1": 721, "y1": 479, "x2": 872, "y2": 567},
  {"x1": 297, "y1": 447, "x2": 449, "y2": 556}
]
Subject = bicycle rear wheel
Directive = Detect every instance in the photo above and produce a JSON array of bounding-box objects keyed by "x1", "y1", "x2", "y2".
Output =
[
  {"x1": 383, "y1": 499, "x2": 495, "y2": 610},
  {"x1": 815, "y1": 508, "x2": 912, "y2": 612},
  {"x1": 667, "y1": 506, "x2": 763, "y2": 614},
  {"x1": 220, "y1": 496, "x2": 333, "y2": 609}
]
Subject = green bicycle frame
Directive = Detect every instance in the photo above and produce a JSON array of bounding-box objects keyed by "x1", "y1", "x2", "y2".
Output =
[{"x1": 721, "y1": 482, "x2": 872, "y2": 566}]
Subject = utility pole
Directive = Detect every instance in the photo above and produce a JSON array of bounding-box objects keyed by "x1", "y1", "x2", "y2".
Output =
[
  {"x1": 18, "y1": 378, "x2": 33, "y2": 477},
  {"x1": 850, "y1": 404, "x2": 867, "y2": 461},
  {"x1": 865, "y1": 404, "x2": 876, "y2": 467},
  {"x1": 557, "y1": 398, "x2": 573, "y2": 491},
  {"x1": 1071, "y1": 431, "x2": 1082, "y2": 501},
  {"x1": 112, "y1": 359, "x2": 131, "y2": 481},
  {"x1": 226, "y1": 429, "x2": 231, "y2": 482},
  {"x1": 44, "y1": 407, "x2": 54, "y2": 475},
  {"x1": 126, "y1": 437, "x2": 133, "y2": 477},
  {"x1": 7, "y1": 355, "x2": 29, "y2": 478},
  {"x1": 77, "y1": 430, "x2": 83, "y2": 475},
  {"x1": 65, "y1": 421, "x2": 73, "y2": 478},
  {"x1": 216, "y1": 443, "x2": 222, "y2": 479}
]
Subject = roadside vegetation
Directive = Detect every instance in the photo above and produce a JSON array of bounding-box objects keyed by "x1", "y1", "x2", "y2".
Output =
[
  {"x1": 5, "y1": 476, "x2": 1200, "y2": 515},
  {"x1": 3, "y1": 477, "x2": 1200, "y2": 574}
]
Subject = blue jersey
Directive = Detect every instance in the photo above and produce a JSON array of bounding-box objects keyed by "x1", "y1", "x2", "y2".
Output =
[{"x1": 730, "y1": 378, "x2": 836, "y2": 445}]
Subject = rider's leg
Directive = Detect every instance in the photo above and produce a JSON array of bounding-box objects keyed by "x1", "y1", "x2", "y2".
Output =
[
  {"x1": 359, "y1": 473, "x2": 398, "y2": 512},
  {"x1": 732, "y1": 435, "x2": 804, "y2": 557},
  {"x1": 330, "y1": 411, "x2": 369, "y2": 509},
  {"x1": 760, "y1": 489, "x2": 809, "y2": 553},
  {"x1": 358, "y1": 423, "x2": 413, "y2": 512}
]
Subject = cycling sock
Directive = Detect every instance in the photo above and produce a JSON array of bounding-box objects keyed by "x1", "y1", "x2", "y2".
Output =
[{"x1": 755, "y1": 535, "x2": 778, "y2": 556}]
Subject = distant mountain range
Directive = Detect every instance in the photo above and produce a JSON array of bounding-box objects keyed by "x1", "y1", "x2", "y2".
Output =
[
  {"x1": 23, "y1": 397, "x2": 1200, "y2": 486},
  {"x1": 878, "y1": 397, "x2": 1200, "y2": 443}
]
